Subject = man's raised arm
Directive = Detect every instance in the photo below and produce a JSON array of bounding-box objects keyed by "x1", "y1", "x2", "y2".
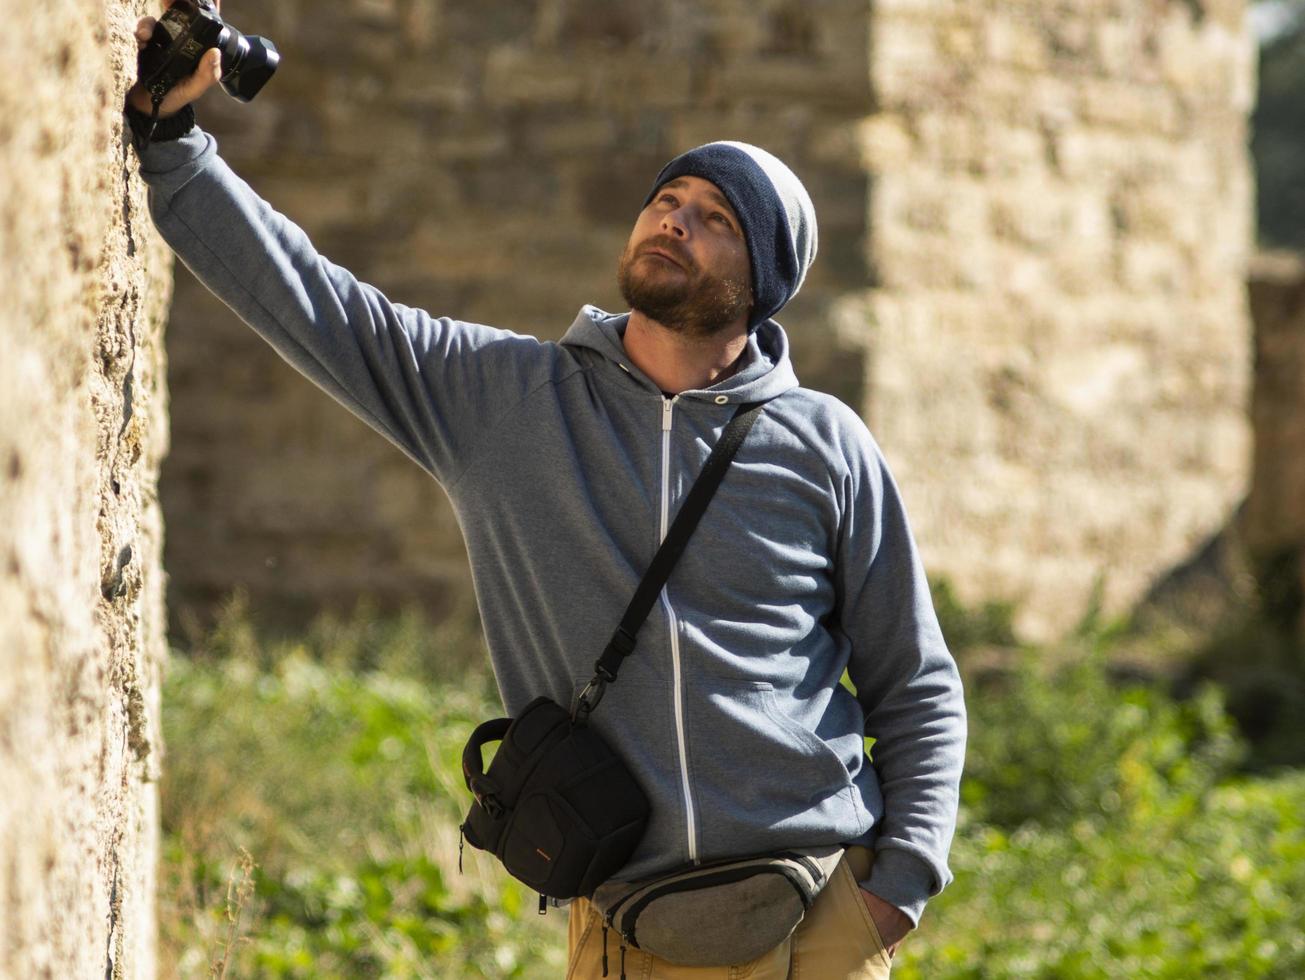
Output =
[{"x1": 124, "y1": 5, "x2": 557, "y2": 488}]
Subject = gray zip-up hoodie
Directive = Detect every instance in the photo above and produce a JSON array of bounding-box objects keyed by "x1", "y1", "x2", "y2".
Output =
[{"x1": 133, "y1": 125, "x2": 966, "y2": 926}]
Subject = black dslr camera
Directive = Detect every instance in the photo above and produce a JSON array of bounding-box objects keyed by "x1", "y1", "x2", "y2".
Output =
[{"x1": 137, "y1": 0, "x2": 280, "y2": 105}]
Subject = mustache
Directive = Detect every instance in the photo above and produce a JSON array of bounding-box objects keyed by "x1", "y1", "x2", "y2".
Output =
[{"x1": 637, "y1": 235, "x2": 695, "y2": 272}]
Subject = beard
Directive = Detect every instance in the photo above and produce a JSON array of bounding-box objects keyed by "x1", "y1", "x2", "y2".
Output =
[{"x1": 617, "y1": 235, "x2": 753, "y2": 339}]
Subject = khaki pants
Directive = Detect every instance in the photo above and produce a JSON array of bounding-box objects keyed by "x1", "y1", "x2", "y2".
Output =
[{"x1": 565, "y1": 846, "x2": 892, "y2": 979}]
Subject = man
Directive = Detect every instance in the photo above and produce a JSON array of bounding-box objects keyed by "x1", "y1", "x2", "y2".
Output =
[{"x1": 127, "y1": 8, "x2": 965, "y2": 977}]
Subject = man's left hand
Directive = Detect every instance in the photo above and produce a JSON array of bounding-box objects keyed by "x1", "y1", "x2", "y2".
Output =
[{"x1": 858, "y1": 888, "x2": 913, "y2": 959}]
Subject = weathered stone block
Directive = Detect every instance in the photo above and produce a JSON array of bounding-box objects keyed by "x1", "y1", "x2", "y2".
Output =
[
  {"x1": 986, "y1": 177, "x2": 1079, "y2": 248},
  {"x1": 1116, "y1": 239, "x2": 1189, "y2": 294},
  {"x1": 709, "y1": 55, "x2": 869, "y2": 107},
  {"x1": 1093, "y1": 16, "x2": 1148, "y2": 78},
  {"x1": 520, "y1": 113, "x2": 623, "y2": 156},
  {"x1": 1081, "y1": 78, "x2": 1182, "y2": 133},
  {"x1": 842, "y1": 113, "x2": 914, "y2": 171},
  {"x1": 581, "y1": 52, "x2": 697, "y2": 109},
  {"x1": 984, "y1": 12, "x2": 1052, "y2": 71},
  {"x1": 483, "y1": 47, "x2": 586, "y2": 105},
  {"x1": 870, "y1": 13, "x2": 944, "y2": 97},
  {"x1": 1050, "y1": 128, "x2": 1150, "y2": 182}
]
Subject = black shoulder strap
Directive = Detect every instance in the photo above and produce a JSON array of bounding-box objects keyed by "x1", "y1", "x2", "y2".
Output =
[{"x1": 572, "y1": 399, "x2": 766, "y2": 722}]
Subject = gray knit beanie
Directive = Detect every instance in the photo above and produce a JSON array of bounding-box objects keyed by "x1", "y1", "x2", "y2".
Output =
[{"x1": 644, "y1": 141, "x2": 818, "y2": 329}]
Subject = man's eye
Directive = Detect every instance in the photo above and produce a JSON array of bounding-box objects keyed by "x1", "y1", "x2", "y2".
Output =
[
  {"x1": 658, "y1": 193, "x2": 678, "y2": 206},
  {"x1": 712, "y1": 213, "x2": 739, "y2": 234}
]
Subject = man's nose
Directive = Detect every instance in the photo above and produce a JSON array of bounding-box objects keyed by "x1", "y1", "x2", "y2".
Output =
[{"x1": 660, "y1": 207, "x2": 690, "y2": 238}]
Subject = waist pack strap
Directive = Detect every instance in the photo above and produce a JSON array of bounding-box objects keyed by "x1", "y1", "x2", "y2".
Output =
[{"x1": 576, "y1": 400, "x2": 768, "y2": 721}]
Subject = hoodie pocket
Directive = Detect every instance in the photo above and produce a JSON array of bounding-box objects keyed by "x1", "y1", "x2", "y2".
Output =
[{"x1": 690, "y1": 678, "x2": 857, "y2": 854}]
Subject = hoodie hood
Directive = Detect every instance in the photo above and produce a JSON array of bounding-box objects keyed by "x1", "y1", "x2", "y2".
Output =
[{"x1": 559, "y1": 305, "x2": 800, "y2": 405}]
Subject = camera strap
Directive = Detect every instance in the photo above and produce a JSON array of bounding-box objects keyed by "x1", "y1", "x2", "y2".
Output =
[
  {"x1": 571, "y1": 398, "x2": 767, "y2": 724},
  {"x1": 138, "y1": 85, "x2": 168, "y2": 150}
]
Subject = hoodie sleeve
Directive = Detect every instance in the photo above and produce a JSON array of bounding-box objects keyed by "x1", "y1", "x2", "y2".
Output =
[
  {"x1": 835, "y1": 423, "x2": 967, "y2": 927},
  {"x1": 131, "y1": 123, "x2": 558, "y2": 487}
]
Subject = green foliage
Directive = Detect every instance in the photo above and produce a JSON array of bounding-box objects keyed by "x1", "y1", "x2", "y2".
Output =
[
  {"x1": 894, "y1": 770, "x2": 1305, "y2": 978},
  {"x1": 962, "y1": 648, "x2": 1244, "y2": 830},
  {"x1": 891, "y1": 633, "x2": 1304, "y2": 979},
  {"x1": 187, "y1": 587, "x2": 493, "y2": 691},
  {"x1": 158, "y1": 649, "x2": 564, "y2": 978},
  {"x1": 158, "y1": 597, "x2": 1305, "y2": 978}
]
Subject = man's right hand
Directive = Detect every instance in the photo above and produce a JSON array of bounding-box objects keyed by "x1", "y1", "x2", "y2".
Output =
[{"x1": 125, "y1": 0, "x2": 224, "y2": 118}]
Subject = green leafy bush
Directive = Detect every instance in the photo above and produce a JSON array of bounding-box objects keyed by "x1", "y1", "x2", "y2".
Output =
[
  {"x1": 895, "y1": 770, "x2": 1305, "y2": 979},
  {"x1": 158, "y1": 599, "x2": 1305, "y2": 978},
  {"x1": 158, "y1": 651, "x2": 564, "y2": 978},
  {"x1": 897, "y1": 640, "x2": 1305, "y2": 978},
  {"x1": 962, "y1": 648, "x2": 1244, "y2": 830}
]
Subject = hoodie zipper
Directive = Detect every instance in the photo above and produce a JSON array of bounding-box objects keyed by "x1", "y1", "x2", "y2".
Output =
[{"x1": 659, "y1": 395, "x2": 699, "y2": 865}]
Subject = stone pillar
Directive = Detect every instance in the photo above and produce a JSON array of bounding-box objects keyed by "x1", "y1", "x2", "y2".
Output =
[
  {"x1": 860, "y1": 0, "x2": 1257, "y2": 638},
  {"x1": 0, "y1": 2, "x2": 171, "y2": 975},
  {"x1": 1247, "y1": 250, "x2": 1305, "y2": 636}
]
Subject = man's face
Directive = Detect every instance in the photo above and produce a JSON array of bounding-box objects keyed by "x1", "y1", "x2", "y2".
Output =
[{"x1": 617, "y1": 175, "x2": 754, "y2": 338}]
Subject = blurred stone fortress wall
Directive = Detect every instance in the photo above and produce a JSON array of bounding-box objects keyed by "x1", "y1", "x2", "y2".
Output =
[
  {"x1": 858, "y1": 0, "x2": 1256, "y2": 637},
  {"x1": 164, "y1": 0, "x2": 1256, "y2": 640},
  {"x1": 1, "y1": 1, "x2": 172, "y2": 975}
]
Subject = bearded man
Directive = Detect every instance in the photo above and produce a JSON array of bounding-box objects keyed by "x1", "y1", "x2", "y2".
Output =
[{"x1": 126, "y1": 9, "x2": 966, "y2": 977}]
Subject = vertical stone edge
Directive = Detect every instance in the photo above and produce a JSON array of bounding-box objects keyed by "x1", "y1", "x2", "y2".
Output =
[{"x1": 0, "y1": 1, "x2": 171, "y2": 976}]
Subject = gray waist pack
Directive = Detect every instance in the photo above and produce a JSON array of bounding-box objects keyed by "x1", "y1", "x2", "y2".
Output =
[{"x1": 589, "y1": 844, "x2": 845, "y2": 968}]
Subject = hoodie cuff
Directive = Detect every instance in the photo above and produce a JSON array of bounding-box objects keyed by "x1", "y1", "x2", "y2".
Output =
[
  {"x1": 859, "y1": 847, "x2": 937, "y2": 928},
  {"x1": 123, "y1": 113, "x2": 217, "y2": 205},
  {"x1": 124, "y1": 101, "x2": 196, "y2": 145}
]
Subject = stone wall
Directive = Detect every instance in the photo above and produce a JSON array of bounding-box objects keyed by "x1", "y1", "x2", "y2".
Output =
[
  {"x1": 1247, "y1": 250, "x2": 1305, "y2": 635},
  {"x1": 0, "y1": 2, "x2": 171, "y2": 976},
  {"x1": 859, "y1": 0, "x2": 1256, "y2": 637},
  {"x1": 163, "y1": 0, "x2": 1256, "y2": 641}
]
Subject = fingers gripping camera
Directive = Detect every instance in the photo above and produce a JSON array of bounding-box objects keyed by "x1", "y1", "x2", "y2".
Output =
[{"x1": 137, "y1": 0, "x2": 279, "y2": 108}]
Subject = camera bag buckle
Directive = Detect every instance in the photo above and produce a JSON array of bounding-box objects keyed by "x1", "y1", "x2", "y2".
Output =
[
  {"x1": 572, "y1": 626, "x2": 639, "y2": 724},
  {"x1": 571, "y1": 676, "x2": 607, "y2": 725}
]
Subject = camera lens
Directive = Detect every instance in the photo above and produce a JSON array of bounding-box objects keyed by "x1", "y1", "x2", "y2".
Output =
[
  {"x1": 216, "y1": 28, "x2": 247, "y2": 75},
  {"x1": 219, "y1": 35, "x2": 280, "y2": 103}
]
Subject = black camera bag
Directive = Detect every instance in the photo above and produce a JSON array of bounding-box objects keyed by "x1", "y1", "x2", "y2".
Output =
[
  {"x1": 460, "y1": 697, "x2": 650, "y2": 897},
  {"x1": 459, "y1": 401, "x2": 766, "y2": 900}
]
